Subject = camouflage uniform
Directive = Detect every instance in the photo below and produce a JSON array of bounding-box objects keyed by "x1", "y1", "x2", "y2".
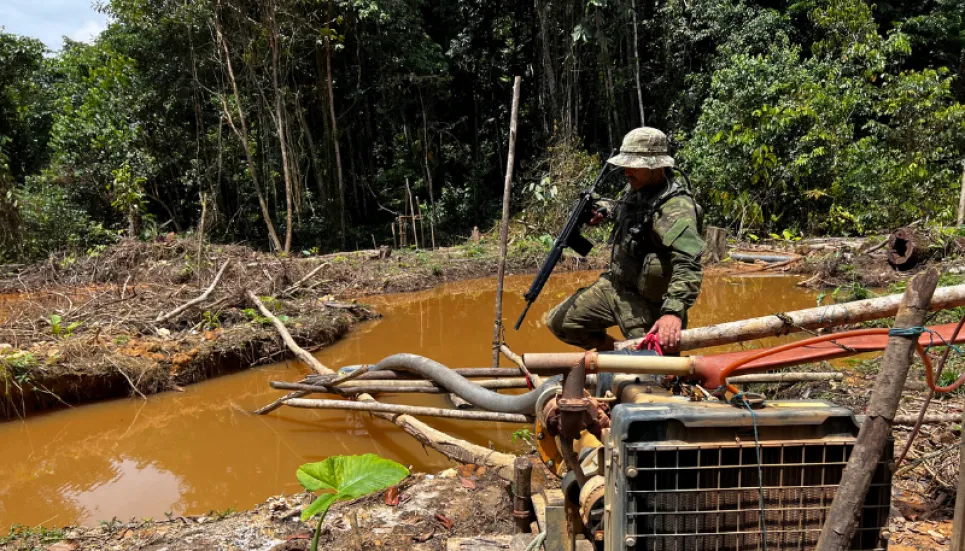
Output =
[{"x1": 546, "y1": 128, "x2": 704, "y2": 350}]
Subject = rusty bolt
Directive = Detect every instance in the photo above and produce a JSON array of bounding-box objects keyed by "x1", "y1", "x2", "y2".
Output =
[
  {"x1": 536, "y1": 432, "x2": 544, "y2": 440},
  {"x1": 594, "y1": 531, "x2": 605, "y2": 541},
  {"x1": 546, "y1": 460, "x2": 555, "y2": 469}
]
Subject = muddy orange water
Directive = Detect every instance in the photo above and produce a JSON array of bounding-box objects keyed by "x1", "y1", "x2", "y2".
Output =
[{"x1": 0, "y1": 272, "x2": 816, "y2": 528}]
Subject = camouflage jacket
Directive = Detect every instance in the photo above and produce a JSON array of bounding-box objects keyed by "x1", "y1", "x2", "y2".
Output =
[{"x1": 600, "y1": 175, "x2": 704, "y2": 318}]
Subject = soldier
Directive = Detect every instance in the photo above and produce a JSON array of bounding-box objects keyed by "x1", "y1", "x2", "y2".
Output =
[{"x1": 545, "y1": 127, "x2": 704, "y2": 353}]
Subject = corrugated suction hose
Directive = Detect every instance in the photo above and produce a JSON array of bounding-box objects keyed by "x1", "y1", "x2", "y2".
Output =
[{"x1": 370, "y1": 353, "x2": 559, "y2": 414}]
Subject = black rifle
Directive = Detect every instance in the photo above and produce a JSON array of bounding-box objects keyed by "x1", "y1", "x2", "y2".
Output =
[{"x1": 514, "y1": 161, "x2": 620, "y2": 330}]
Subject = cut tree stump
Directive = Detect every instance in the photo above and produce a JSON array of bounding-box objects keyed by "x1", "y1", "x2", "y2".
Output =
[
  {"x1": 888, "y1": 227, "x2": 922, "y2": 270},
  {"x1": 703, "y1": 226, "x2": 728, "y2": 265}
]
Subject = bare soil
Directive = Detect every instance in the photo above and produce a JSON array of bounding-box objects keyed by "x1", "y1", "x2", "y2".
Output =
[{"x1": 0, "y1": 466, "x2": 519, "y2": 551}]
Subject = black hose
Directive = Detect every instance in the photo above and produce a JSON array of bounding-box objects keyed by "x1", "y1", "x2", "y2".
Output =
[{"x1": 370, "y1": 353, "x2": 559, "y2": 414}]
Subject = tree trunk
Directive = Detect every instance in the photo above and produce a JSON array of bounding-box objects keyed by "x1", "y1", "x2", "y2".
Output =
[
  {"x1": 630, "y1": 0, "x2": 645, "y2": 126},
  {"x1": 268, "y1": 1, "x2": 294, "y2": 253},
  {"x1": 492, "y1": 77, "x2": 521, "y2": 367},
  {"x1": 418, "y1": 88, "x2": 437, "y2": 249},
  {"x1": 617, "y1": 282, "x2": 965, "y2": 351},
  {"x1": 816, "y1": 268, "x2": 939, "y2": 551},
  {"x1": 324, "y1": 0, "x2": 347, "y2": 249},
  {"x1": 214, "y1": 6, "x2": 283, "y2": 252},
  {"x1": 702, "y1": 226, "x2": 728, "y2": 265}
]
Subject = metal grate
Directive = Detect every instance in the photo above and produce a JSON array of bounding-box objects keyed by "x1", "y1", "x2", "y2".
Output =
[{"x1": 624, "y1": 440, "x2": 891, "y2": 551}]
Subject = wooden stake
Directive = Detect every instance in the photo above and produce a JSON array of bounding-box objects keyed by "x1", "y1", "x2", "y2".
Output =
[
  {"x1": 246, "y1": 290, "x2": 333, "y2": 375},
  {"x1": 817, "y1": 268, "x2": 939, "y2": 551},
  {"x1": 492, "y1": 76, "x2": 521, "y2": 368},
  {"x1": 953, "y1": 405, "x2": 965, "y2": 551},
  {"x1": 513, "y1": 457, "x2": 534, "y2": 533},
  {"x1": 391, "y1": 222, "x2": 397, "y2": 249}
]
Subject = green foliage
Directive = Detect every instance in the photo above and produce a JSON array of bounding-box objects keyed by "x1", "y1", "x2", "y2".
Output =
[
  {"x1": 0, "y1": 525, "x2": 65, "y2": 546},
  {"x1": 241, "y1": 308, "x2": 287, "y2": 326},
  {"x1": 48, "y1": 314, "x2": 82, "y2": 339},
  {"x1": 511, "y1": 427, "x2": 535, "y2": 448},
  {"x1": 684, "y1": 0, "x2": 965, "y2": 236},
  {"x1": 297, "y1": 454, "x2": 409, "y2": 550}
]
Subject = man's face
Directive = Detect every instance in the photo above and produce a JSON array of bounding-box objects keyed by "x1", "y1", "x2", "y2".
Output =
[{"x1": 625, "y1": 167, "x2": 662, "y2": 190}]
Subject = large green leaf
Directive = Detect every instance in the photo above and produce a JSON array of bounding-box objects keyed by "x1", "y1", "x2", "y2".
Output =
[{"x1": 297, "y1": 454, "x2": 409, "y2": 522}]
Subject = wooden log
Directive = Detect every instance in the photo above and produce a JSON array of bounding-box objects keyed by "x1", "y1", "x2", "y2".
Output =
[
  {"x1": 283, "y1": 397, "x2": 532, "y2": 423},
  {"x1": 493, "y1": 76, "x2": 522, "y2": 368},
  {"x1": 702, "y1": 226, "x2": 728, "y2": 265},
  {"x1": 888, "y1": 227, "x2": 922, "y2": 270},
  {"x1": 817, "y1": 268, "x2": 939, "y2": 551},
  {"x1": 739, "y1": 255, "x2": 802, "y2": 274},
  {"x1": 893, "y1": 413, "x2": 963, "y2": 425},
  {"x1": 155, "y1": 259, "x2": 231, "y2": 322},
  {"x1": 617, "y1": 282, "x2": 965, "y2": 352},
  {"x1": 356, "y1": 393, "x2": 518, "y2": 479},
  {"x1": 728, "y1": 372, "x2": 843, "y2": 383},
  {"x1": 246, "y1": 290, "x2": 333, "y2": 375}
]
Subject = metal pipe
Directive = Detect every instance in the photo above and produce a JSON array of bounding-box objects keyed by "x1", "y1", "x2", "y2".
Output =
[
  {"x1": 283, "y1": 397, "x2": 532, "y2": 423},
  {"x1": 523, "y1": 351, "x2": 693, "y2": 375}
]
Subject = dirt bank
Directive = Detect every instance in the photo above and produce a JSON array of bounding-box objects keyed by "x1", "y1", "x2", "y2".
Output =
[
  {"x1": 0, "y1": 464, "x2": 523, "y2": 551},
  {"x1": 0, "y1": 237, "x2": 609, "y2": 419}
]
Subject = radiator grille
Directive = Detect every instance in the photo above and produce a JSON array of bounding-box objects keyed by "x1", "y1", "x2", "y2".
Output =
[{"x1": 624, "y1": 441, "x2": 890, "y2": 551}]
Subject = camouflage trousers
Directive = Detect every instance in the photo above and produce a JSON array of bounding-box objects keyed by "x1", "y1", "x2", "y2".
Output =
[{"x1": 544, "y1": 273, "x2": 685, "y2": 350}]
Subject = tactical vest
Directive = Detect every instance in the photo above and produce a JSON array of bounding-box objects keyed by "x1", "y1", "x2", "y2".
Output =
[{"x1": 608, "y1": 174, "x2": 701, "y2": 299}]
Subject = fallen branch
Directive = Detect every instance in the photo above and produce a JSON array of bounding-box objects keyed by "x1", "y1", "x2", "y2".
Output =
[
  {"x1": 246, "y1": 290, "x2": 333, "y2": 375},
  {"x1": 893, "y1": 414, "x2": 963, "y2": 425},
  {"x1": 155, "y1": 260, "x2": 231, "y2": 323},
  {"x1": 740, "y1": 255, "x2": 802, "y2": 274},
  {"x1": 278, "y1": 261, "x2": 331, "y2": 297},
  {"x1": 500, "y1": 344, "x2": 542, "y2": 387},
  {"x1": 357, "y1": 393, "x2": 518, "y2": 479}
]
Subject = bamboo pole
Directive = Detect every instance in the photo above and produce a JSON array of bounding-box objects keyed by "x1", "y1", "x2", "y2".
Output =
[
  {"x1": 283, "y1": 397, "x2": 532, "y2": 423},
  {"x1": 728, "y1": 372, "x2": 843, "y2": 383},
  {"x1": 618, "y1": 283, "x2": 965, "y2": 352},
  {"x1": 492, "y1": 76, "x2": 522, "y2": 368},
  {"x1": 246, "y1": 290, "x2": 333, "y2": 375},
  {"x1": 817, "y1": 268, "x2": 939, "y2": 551}
]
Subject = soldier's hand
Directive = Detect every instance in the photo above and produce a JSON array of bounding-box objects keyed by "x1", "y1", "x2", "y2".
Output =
[
  {"x1": 648, "y1": 314, "x2": 682, "y2": 352},
  {"x1": 588, "y1": 209, "x2": 606, "y2": 226}
]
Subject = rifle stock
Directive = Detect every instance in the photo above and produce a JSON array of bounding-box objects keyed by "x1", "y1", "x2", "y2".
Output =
[{"x1": 514, "y1": 161, "x2": 617, "y2": 330}]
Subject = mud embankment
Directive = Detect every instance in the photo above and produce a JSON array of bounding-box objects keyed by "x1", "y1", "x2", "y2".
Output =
[{"x1": 0, "y1": 237, "x2": 607, "y2": 419}]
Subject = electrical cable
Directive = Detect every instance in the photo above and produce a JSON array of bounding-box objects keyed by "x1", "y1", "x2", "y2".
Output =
[{"x1": 740, "y1": 394, "x2": 769, "y2": 551}]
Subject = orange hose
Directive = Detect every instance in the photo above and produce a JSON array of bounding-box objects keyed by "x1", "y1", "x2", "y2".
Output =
[{"x1": 720, "y1": 327, "x2": 962, "y2": 395}]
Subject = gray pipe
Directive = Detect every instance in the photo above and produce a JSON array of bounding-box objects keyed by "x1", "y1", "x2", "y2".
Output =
[{"x1": 370, "y1": 353, "x2": 560, "y2": 414}]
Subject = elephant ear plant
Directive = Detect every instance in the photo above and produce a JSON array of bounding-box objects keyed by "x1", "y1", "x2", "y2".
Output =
[{"x1": 297, "y1": 454, "x2": 409, "y2": 550}]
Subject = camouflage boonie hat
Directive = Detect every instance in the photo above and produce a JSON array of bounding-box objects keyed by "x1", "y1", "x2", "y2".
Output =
[{"x1": 607, "y1": 127, "x2": 675, "y2": 169}]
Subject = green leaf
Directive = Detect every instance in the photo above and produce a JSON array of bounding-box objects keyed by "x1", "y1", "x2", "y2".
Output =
[{"x1": 297, "y1": 454, "x2": 409, "y2": 522}]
